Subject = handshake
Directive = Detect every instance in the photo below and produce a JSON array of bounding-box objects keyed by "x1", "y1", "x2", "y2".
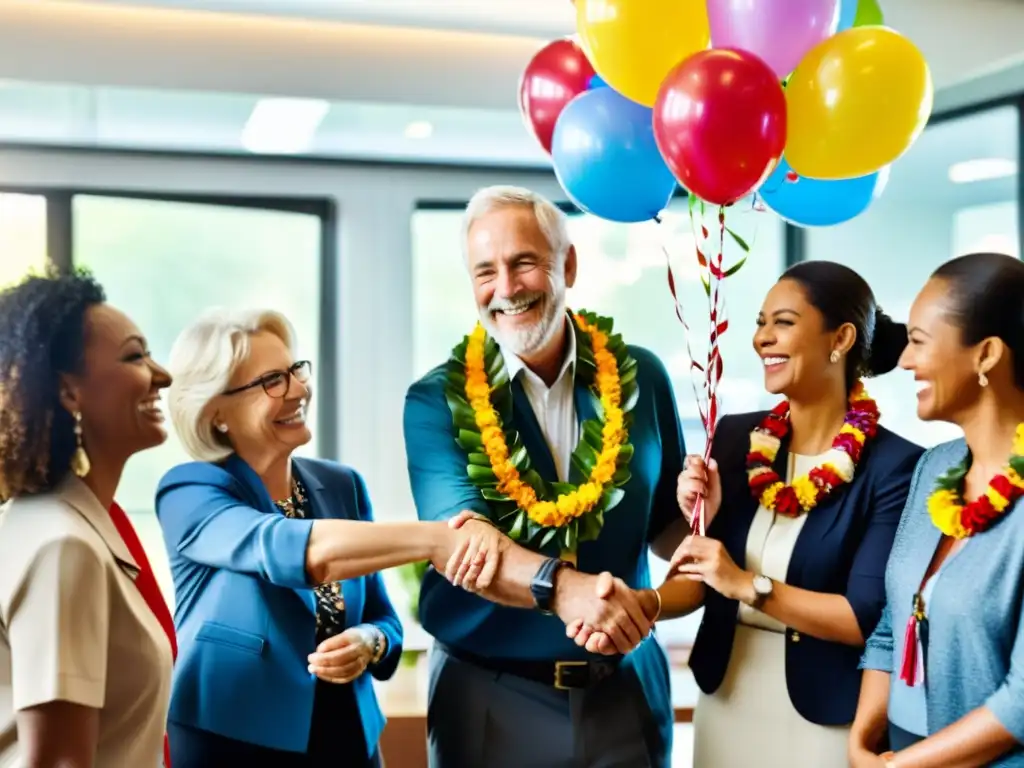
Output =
[{"x1": 428, "y1": 511, "x2": 659, "y2": 656}]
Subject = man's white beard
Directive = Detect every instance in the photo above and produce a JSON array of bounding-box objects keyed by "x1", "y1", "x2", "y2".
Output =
[{"x1": 481, "y1": 276, "x2": 566, "y2": 359}]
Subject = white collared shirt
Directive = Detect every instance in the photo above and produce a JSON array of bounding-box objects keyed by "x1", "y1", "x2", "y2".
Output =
[{"x1": 500, "y1": 322, "x2": 579, "y2": 482}]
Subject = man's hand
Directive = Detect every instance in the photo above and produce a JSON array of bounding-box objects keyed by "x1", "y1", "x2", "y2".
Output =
[
  {"x1": 565, "y1": 575, "x2": 661, "y2": 654},
  {"x1": 552, "y1": 569, "x2": 654, "y2": 655},
  {"x1": 307, "y1": 626, "x2": 379, "y2": 684}
]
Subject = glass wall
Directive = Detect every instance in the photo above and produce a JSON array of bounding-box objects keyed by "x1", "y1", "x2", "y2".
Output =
[
  {"x1": 0, "y1": 193, "x2": 48, "y2": 286},
  {"x1": 804, "y1": 105, "x2": 1020, "y2": 448},
  {"x1": 0, "y1": 191, "x2": 327, "y2": 600},
  {"x1": 72, "y1": 194, "x2": 324, "y2": 598}
]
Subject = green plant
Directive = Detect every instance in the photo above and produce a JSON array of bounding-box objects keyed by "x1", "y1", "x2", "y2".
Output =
[{"x1": 395, "y1": 559, "x2": 430, "y2": 619}]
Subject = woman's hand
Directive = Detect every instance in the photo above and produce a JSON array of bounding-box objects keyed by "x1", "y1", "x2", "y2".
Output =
[
  {"x1": 677, "y1": 455, "x2": 722, "y2": 529},
  {"x1": 307, "y1": 626, "x2": 379, "y2": 684},
  {"x1": 442, "y1": 511, "x2": 510, "y2": 592},
  {"x1": 671, "y1": 535, "x2": 753, "y2": 603}
]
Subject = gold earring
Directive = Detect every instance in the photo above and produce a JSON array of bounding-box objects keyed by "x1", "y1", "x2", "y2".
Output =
[
  {"x1": 829, "y1": 350, "x2": 840, "y2": 364},
  {"x1": 71, "y1": 411, "x2": 91, "y2": 478},
  {"x1": 979, "y1": 371, "x2": 989, "y2": 388}
]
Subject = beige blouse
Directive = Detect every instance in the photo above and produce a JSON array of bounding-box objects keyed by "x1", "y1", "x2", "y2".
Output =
[
  {"x1": 0, "y1": 476, "x2": 173, "y2": 768},
  {"x1": 739, "y1": 451, "x2": 828, "y2": 632}
]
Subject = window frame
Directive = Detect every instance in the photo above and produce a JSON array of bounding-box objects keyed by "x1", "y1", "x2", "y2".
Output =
[{"x1": 0, "y1": 185, "x2": 341, "y2": 459}]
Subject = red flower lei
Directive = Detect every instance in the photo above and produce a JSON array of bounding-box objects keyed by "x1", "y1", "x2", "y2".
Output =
[
  {"x1": 746, "y1": 382, "x2": 881, "y2": 517},
  {"x1": 927, "y1": 424, "x2": 1024, "y2": 539}
]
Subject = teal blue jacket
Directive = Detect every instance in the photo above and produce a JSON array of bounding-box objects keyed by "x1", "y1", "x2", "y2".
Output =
[{"x1": 403, "y1": 341, "x2": 685, "y2": 760}]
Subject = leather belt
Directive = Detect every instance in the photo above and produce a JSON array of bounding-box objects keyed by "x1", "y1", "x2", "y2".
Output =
[{"x1": 439, "y1": 643, "x2": 621, "y2": 690}]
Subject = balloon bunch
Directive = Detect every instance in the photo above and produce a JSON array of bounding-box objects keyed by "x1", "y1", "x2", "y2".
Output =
[
  {"x1": 518, "y1": 0, "x2": 933, "y2": 228},
  {"x1": 517, "y1": 0, "x2": 933, "y2": 533}
]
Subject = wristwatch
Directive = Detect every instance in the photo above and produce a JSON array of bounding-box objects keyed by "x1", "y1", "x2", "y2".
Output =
[
  {"x1": 750, "y1": 574, "x2": 773, "y2": 610},
  {"x1": 531, "y1": 557, "x2": 574, "y2": 614},
  {"x1": 367, "y1": 626, "x2": 386, "y2": 665}
]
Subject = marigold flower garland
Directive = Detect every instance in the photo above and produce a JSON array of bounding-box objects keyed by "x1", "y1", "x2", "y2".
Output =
[
  {"x1": 445, "y1": 311, "x2": 637, "y2": 552},
  {"x1": 927, "y1": 423, "x2": 1024, "y2": 539},
  {"x1": 746, "y1": 381, "x2": 880, "y2": 516},
  {"x1": 900, "y1": 423, "x2": 1024, "y2": 689}
]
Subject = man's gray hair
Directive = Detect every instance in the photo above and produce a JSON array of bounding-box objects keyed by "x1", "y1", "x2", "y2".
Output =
[{"x1": 461, "y1": 185, "x2": 572, "y2": 264}]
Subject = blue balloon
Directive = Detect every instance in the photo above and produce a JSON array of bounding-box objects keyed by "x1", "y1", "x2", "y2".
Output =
[
  {"x1": 587, "y1": 73, "x2": 608, "y2": 90},
  {"x1": 550, "y1": 88, "x2": 677, "y2": 224},
  {"x1": 836, "y1": 0, "x2": 858, "y2": 31},
  {"x1": 759, "y1": 156, "x2": 889, "y2": 227}
]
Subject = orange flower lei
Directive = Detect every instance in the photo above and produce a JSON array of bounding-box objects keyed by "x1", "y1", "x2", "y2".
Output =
[
  {"x1": 927, "y1": 424, "x2": 1024, "y2": 539},
  {"x1": 445, "y1": 311, "x2": 637, "y2": 552}
]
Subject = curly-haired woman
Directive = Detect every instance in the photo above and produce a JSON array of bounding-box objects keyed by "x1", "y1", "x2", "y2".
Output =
[{"x1": 0, "y1": 270, "x2": 177, "y2": 767}]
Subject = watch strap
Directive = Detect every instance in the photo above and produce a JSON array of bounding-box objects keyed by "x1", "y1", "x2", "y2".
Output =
[{"x1": 532, "y1": 557, "x2": 569, "y2": 613}]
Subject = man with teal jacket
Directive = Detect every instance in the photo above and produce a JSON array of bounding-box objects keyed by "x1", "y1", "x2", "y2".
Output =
[{"x1": 403, "y1": 185, "x2": 689, "y2": 767}]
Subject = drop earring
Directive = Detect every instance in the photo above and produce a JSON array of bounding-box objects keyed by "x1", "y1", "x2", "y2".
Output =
[
  {"x1": 829, "y1": 350, "x2": 840, "y2": 364},
  {"x1": 979, "y1": 371, "x2": 989, "y2": 388},
  {"x1": 71, "y1": 411, "x2": 91, "y2": 478}
]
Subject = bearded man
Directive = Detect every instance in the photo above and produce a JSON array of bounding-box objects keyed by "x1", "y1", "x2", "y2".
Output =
[{"x1": 403, "y1": 185, "x2": 689, "y2": 768}]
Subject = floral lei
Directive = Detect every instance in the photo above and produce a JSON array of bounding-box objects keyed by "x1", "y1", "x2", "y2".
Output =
[
  {"x1": 928, "y1": 424, "x2": 1024, "y2": 539},
  {"x1": 443, "y1": 311, "x2": 638, "y2": 554},
  {"x1": 747, "y1": 381, "x2": 880, "y2": 516}
]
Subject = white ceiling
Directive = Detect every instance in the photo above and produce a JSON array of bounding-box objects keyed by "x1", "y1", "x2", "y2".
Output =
[
  {"x1": 0, "y1": 0, "x2": 1020, "y2": 176},
  {"x1": 75, "y1": 0, "x2": 577, "y2": 38},
  {"x1": 9, "y1": 0, "x2": 1024, "y2": 110}
]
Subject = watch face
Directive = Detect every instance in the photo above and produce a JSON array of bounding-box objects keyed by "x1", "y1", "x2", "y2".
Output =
[{"x1": 754, "y1": 576, "x2": 772, "y2": 595}]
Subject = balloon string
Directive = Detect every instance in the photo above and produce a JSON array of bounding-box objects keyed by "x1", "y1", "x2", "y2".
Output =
[{"x1": 656, "y1": 204, "x2": 731, "y2": 537}]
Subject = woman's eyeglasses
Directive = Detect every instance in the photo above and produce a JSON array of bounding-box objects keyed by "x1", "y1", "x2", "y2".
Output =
[{"x1": 223, "y1": 360, "x2": 312, "y2": 399}]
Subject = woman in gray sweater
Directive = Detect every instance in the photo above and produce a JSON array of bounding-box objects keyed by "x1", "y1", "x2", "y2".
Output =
[{"x1": 850, "y1": 252, "x2": 1024, "y2": 767}]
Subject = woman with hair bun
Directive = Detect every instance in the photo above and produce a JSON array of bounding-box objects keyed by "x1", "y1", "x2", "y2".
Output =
[
  {"x1": 851, "y1": 252, "x2": 1024, "y2": 767},
  {"x1": 570, "y1": 261, "x2": 923, "y2": 766}
]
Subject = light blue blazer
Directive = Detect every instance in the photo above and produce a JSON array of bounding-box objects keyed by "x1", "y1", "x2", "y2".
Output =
[
  {"x1": 862, "y1": 438, "x2": 1024, "y2": 765},
  {"x1": 155, "y1": 455, "x2": 403, "y2": 754}
]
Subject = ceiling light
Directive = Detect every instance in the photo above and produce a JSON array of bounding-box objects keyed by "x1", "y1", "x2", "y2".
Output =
[
  {"x1": 404, "y1": 120, "x2": 433, "y2": 140},
  {"x1": 948, "y1": 158, "x2": 1017, "y2": 184},
  {"x1": 241, "y1": 98, "x2": 329, "y2": 154}
]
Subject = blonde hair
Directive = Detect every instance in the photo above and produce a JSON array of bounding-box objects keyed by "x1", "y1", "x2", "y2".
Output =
[{"x1": 167, "y1": 308, "x2": 295, "y2": 462}]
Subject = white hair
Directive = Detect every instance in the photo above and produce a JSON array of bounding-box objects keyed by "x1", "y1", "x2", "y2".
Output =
[
  {"x1": 461, "y1": 185, "x2": 572, "y2": 265},
  {"x1": 167, "y1": 307, "x2": 296, "y2": 463}
]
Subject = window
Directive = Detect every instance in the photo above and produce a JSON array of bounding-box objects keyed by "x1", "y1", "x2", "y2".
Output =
[
  {"x1": 410, "y1": 197, "x2": 787, "y2": 647},
  {"x1": 0, "y1": 193, "x2": 48, "y2": 286},
  {"x1": 803, "y1": 105, "x2": 1020, "y2": 448},
  {"x1": 73, "y1": 194, "x2": 324, "y2": 599}
]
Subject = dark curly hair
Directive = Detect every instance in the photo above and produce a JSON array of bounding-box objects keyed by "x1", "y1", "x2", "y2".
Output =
[{"x1": 0, "y1": 268, "x2": 106, "y2": 501}]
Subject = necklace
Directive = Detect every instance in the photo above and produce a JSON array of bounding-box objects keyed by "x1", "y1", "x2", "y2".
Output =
[
  {"x1": 746, "y1": 381, "x2": 880, "y2": 517},
  {"x1": 927, "y1": 424, "x2": 1024, "y2": 538}
]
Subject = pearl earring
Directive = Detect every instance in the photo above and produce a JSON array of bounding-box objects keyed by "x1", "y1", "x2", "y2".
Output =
[
  {"x1": 829, "y1": 350, "x2": 840, "y2": 364},
  {"x1": 216, "y1": 423, "x2": 228, "y2": 433},
  {"x1": 979, "y1": 371, "x2": 989, "y2": 388}
]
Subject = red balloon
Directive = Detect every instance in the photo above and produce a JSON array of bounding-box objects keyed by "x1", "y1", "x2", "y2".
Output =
[
  {"x1": 653, "y1": 49, "x2": 787, "y2": 206},
  {"x1": 518, "y1": 38, "x2": 595, "y2": 154}
]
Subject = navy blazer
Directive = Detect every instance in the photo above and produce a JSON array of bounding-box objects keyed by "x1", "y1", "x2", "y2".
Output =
[
  {"x1": 155, "y1": 455, "x2": 403, "y2": 754},
  {"x1": 687, "y1": 411, "x2": 922, "y2": 725}
]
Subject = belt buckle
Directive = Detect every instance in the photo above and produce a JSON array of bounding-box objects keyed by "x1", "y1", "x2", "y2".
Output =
[{"x1": 553, "y1": 661, "x2": 588, "y2": 690}]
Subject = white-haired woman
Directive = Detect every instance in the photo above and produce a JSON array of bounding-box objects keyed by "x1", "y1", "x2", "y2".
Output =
[{"x1": 156, "y1": 308, "x2": 506, "y2": 767}]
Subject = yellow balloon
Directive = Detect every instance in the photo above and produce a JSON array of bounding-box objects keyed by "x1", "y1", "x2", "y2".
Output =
[
  {"x1": 785, "y1": 26, "x2": 933, "y2": 180},
  {"x1": 576, "y1": 0, "x2": 710, "y2": 107}
]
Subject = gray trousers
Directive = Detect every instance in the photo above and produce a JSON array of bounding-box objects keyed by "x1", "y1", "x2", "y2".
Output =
[{"x1": 426, "y1": 645, "x2": 663, "y2": 768}]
